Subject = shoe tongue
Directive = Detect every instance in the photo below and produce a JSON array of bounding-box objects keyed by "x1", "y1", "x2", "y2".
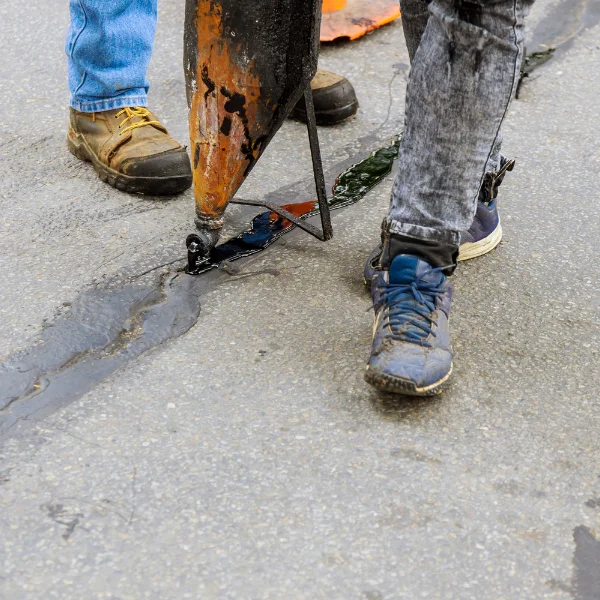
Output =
[{"x1": 389, "y1": 254, "x2": 436, "y2": 285}]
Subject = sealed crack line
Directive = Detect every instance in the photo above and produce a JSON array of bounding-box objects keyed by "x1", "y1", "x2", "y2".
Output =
[
  {"x1": 0, "y1": 272, "x2": 203, "y2": 438},
  {"x1": 0, "y1": 128, "x2": 401, "y2": 442}
]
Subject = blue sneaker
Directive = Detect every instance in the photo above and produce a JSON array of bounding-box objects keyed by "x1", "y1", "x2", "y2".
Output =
[
  {"x1": 364, "y1": 158, "x2": 515, "y2": 283},
  {"x1": 365, "y1": 254, "x2": 453, "y2": 396}
]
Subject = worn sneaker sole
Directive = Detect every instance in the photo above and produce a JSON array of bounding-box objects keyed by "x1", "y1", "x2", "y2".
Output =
[
  {"x1": 364, "y1": 363, "x2": 453, "y2": 396},
  {"x1": 457, "y1": 222, "x2": 503, "y2": 262},
  {"x1": 67, "y1": 130, "x2": 192, "y2": 196}
]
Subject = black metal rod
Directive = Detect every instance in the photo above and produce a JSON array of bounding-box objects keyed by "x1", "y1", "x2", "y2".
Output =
[{"x1": 304, "y1": 86, "x2": 333, "y2": 240}]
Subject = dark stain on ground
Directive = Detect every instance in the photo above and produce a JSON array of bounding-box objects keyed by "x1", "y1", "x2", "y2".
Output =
[
  {"x1": 0, "y1": 273, "x2": 202, "y2": 437},
  {"x1": 0, "y1": 468, "x2": 11, "y2": 485},
  {"x1": 529, "y1": 0, "x2": 600, "y2": 54},
  {"x1": 42, "y1": 503, "x2": 84, "y2": 541},
  {"x1": 390, "y1": 447, "x2": 442, "y2": 464},
  {"x1": 518, "y1": 0, "x2": 600, "y2": 96},
  {"x1": 585, "y1": 498, "x2": 600, "y2": 509},
  {"x1": 546, "y1": 579, "x2": 574, "y2": 595},
  {"x1": 572, "y1": 526, "x2": 600, "y2": 599},
  {"x1": 0, "y1": 134, "x2": 399, "y2": 440}
]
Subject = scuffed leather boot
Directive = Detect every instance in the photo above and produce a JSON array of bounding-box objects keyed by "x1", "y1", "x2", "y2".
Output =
[
  {"x1": 291, "y1": 69, "x2": 359, "y2": 126},
  {"x1": 67, "y1": 107, "x2": 192, "y2": 195}
]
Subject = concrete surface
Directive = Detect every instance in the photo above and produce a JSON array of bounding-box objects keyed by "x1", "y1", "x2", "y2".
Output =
[{"x1": 1, "y1": 0, "x2": 599, "y2": 599}]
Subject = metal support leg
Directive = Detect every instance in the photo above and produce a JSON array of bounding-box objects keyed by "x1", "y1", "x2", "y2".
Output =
[
  {"x1": 229, "y1": 85, "x2": 333, "y2": 241},
  {"x1": 304, "y1": 86, "x2": 333, "y2": 240}
]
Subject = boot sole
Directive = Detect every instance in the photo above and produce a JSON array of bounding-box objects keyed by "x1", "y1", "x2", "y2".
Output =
[
  {"x1": 364, "y1": 363, "x2": 453, "y2": 397},
  {"x1": 291, "y1": 100, "x2": 359, "y2": 126},
  {"x1": 67, "y1": 130, "x2": 192, "y2": 196}
]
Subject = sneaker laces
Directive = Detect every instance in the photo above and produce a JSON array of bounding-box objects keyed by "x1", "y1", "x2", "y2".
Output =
[
  {"x1": 378, "y1": 267, "x2": 447, "y2": 347},
  {"x1": 115, "y1": 107, "x2": 162, "y2": 136}
]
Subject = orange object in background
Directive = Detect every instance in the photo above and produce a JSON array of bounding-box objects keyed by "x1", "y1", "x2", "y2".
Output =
[
  {"x1": 322, "y1": 0, "x2": 347, "y2": 13},
  {"x1": 320, "y1": 0, "x2": 400, "y2": 42}
]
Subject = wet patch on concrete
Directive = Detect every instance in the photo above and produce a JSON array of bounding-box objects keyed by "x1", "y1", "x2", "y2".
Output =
[
  {"x1": 529, "y1": 0, "x2": 600, "y2": 53},
  {"x1": 572, "y1": 526, "x2": 600, "y2": 599},
  {"x1": 0, "y1": 273, "x2": 203, "y2": 438},
  {"x1": 0, "y1": 131, "x2": 399, "y2": 442},
  {"x1": 517, "y1": 0, "x2": 600, "y2": 97}
]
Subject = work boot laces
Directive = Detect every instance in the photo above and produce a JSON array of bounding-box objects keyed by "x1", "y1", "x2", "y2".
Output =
[
  {"x1": 378, "y1": 267, "x2": 446, "y2": 347},
  {"x1": 115, "y1": 107, "x2": 161, "y2": 136}
]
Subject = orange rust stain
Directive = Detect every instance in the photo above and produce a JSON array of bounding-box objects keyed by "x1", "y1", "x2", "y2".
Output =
[
  {"x1": 320, "y1": 0, "x2": 400, "y2": 42},
  {"x1": 189, "y1": 2, "x2": 262, "y2": 220}
]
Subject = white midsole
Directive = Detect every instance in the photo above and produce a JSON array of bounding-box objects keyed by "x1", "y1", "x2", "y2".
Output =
[
  {"x1": 458, "y1": 223, "x2": 503, "y2": 261},
  {"x1": 414, "y1": 364, "x2": 453, "y2": 393}
]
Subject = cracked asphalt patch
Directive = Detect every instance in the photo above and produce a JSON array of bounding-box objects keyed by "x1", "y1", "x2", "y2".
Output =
[{"x1": 1, "y1": 0, "x2": 599, "y2": 599}]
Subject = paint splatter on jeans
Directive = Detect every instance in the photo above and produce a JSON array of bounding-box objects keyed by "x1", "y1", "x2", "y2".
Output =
[{"x1": 386, "y1": 0, "x2": 535, "y2": 246}]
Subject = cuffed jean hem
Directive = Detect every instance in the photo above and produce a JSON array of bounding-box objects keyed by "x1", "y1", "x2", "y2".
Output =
[
  {"x1": 384, "y1": 218, "x2": 461, "y2": 247},
  {"x1": 70, "y1": 94, "x2": 148, "y2": 113}
]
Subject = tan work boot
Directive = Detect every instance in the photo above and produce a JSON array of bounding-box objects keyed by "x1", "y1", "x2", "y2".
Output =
[{"x1": 67, "y1": 107, "x2": 192, "y2": 195}]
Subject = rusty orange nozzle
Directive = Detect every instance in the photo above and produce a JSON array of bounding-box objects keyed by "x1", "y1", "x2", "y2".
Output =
[{"x1": 322, "y1": 0, "x2": 347, "y2": 14}]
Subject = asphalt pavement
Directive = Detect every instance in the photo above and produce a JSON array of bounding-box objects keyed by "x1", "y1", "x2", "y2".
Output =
[{"x1": 1, "y1": 0, "x2": 599, "y2": 598}]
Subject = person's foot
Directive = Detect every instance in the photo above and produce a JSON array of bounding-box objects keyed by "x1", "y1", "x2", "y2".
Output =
[
  {"x1": 67, "y1": 107, "x2": 192, "y2": 195},
  {"x1": 365, "y1": 254, "x2": 453, "y2": 396},
  {"x1": 363, "y1": 157, "x2": 515, "y2": 284},
  {"x1": 291, "y1": 69, "x2": 359, "y2": 126}
]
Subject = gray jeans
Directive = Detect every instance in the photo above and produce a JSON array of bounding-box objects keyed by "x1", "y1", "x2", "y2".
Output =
[{"x1": 386, "y1": 0, "x2": 535, "y2": 248}]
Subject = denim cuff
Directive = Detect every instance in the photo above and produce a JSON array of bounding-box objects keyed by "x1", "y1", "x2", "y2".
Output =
[
  {"x1": 384, "y1": 218, "x2": 461, "y2": 247},
  {"x1": 70, "y1": 94, "x2": 148, "y2": 113}
]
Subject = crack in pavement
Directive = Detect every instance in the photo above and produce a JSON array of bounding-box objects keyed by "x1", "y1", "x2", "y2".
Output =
[
  {"x1": 0, "y1": 127, "x2": 401, "y2": 442},
  {"x1": 0, "y1": 271, "x2": 203, "y2": 439}
]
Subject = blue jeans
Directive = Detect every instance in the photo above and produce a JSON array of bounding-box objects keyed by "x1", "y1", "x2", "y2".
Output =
[{"x1": 66, "y1": 0, "x2": 157, "y2": 112}]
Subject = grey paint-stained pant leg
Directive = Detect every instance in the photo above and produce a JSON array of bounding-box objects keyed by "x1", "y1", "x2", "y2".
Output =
[
  {"x1": 400, "y1": 0, "x2": 430, "y2": 62},
  {"x1": 401, "y1": 0, "x2": 504, "y2": 179},
  {"x1": 401, "y1": 0, "x2": 505, "y2": 184},
  {"x1": 387, "y1": 0, "x2": 534, "y2": 246}
]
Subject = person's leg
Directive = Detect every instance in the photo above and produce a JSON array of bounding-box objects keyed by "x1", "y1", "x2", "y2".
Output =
[
  {"x1": 366, "y1": 0, "x2": 534, "y2": 395},
  {"x1": 400, "y1": 0, "x2": 430, "y2": 62},
  {"x1": 66, "y1": 0, "x2": 157, "y2": 112},
  {"x1": 65, "y1": 0, "x2": 192, "y2": 195},
  {"x1": 364, "y1": 0, "x2": 512, "y2": 285},
  {"x1": 400, "y1": 0, "x2": 503, "y2": 174},
  {"x1": 385, "y1": 0, "x2": 533, "y2": 266}
]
